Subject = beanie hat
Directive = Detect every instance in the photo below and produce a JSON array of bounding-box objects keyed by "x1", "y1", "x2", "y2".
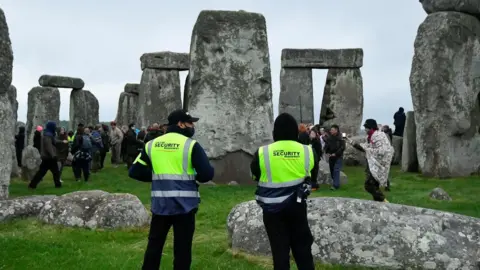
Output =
[
  {"x1": 36, "y1": 126, "x2": 43, "y2": 132},
  {"x1": 363, "y1": 119, "x2": 378, "y2": 130}
]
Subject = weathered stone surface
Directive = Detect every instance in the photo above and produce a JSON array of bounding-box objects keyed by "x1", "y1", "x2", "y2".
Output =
[
  {"x1": 69, "y1": 89, "x2": 99, "y2": 130},
  {"x1": 317, "y1": 159, "x2": 348, "y2": 185},
  {"x1": 320, "y1": 68, "x2": 363, "y2": 135},
  {"x1": 21, "y1": 146, "x2": 41, "y2": 181},
  {"x1": 0, "y1": 195, "x2": 56, "y2": 222},
  {"x1": 140, "y1": 51, "x2": 189, "y2": 71},
  {"x1": 38, "y1": 75, "x2": 84, "y2": 89},
  {"x1": 0, "y1": 94, "x2": 13, "y2": 199},
  {"x1": 7, "y1": 85, "x2": 19, "y2": 178},
  {"x1": 227, "y1": 198, "x2": 480, "y2": 269},
  {"x1": 391, "y1": 135, "x2": 403, "y2": 165},
  {"x1": 137, "y1": 69, "x2": 182, "y2": 127},
  {"x1": 124, "y1": 83, "x2": 139, "y2": 94},
  {"x1": 183, "y1": 73, "x2": 190, "y2": 111},
  {"x1": 187, "y1": 10, "x2": 274, "y2": 166},
  {"x1": 116, "y1": 92, "x2": 138, "y2": 127},
  {"x1": 210, "y1": 151, "x2": 254, "y2": 185},
  {"x1": 420, "y1": 0, "x2": 480, "y2": 17},
  {"x1": 430, "y1": 187, "x2": 452, "y2": 201},
  {"x1": 401, "y1": 111, "x2": 419, "y2": 172},
  {"x1": 0, "y1": 8, "x2": 13, "y2": 95},
  {"x1": 410, "y1": 12, "x2": 480, "y2": 177},
  {"x1": 279, "y1": 68, "x2": 313, "y2": 123},
  {"x1": 26, "y1": 87, "x2": 60, "y2": 145},
  {"x1": 38, "y1": 190, "x2": 149, "y2": 229},
  {"x1": 343, "y1": 135, "x2": 368, "y2": 166},
  {"x1": 281, "y1": 48, "x2": 363, "y2": 68}
]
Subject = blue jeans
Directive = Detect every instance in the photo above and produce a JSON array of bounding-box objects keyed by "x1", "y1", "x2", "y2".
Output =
[{"x1": 329, "y1": 157, "x2": 343, "y2": 189}]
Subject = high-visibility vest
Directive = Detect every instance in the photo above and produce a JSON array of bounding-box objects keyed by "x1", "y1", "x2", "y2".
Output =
[
  {"x1": 144, "y1": 132, "x2": 199, "y2": 215},
  {"x1": 255, "y1": 140, "x2": 314, "y2": 207}
]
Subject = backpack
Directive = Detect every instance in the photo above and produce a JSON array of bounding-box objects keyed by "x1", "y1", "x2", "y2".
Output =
[{"x1": 81, "y1": 135, "x2": 92, "y2": 150}]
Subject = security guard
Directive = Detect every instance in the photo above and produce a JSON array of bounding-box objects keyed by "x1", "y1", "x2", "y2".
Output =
[
  {"x1": 128, "y1": 109, "x2": 214, "y2": 270},
  {"x1": 251, "y1": 113, "x2": 319, "y2": 270}
]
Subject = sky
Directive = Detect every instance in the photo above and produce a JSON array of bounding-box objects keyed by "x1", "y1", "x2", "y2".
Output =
[{"x1": 2, "y1": 0, "x2": 426, "y2": 126}]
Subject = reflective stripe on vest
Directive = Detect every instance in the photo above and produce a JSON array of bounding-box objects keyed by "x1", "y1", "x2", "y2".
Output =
[
  {"x1": 255, "y1": 142, "x2": 313, "y2": 204},
  {"x1": 146, "y1": 133, "x2": 198, "y2": 198}
]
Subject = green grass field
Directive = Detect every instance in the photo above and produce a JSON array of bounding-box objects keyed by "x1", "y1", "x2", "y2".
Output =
[{"x1": 1, "y1": 160, "x2": 479, "y2": 270}]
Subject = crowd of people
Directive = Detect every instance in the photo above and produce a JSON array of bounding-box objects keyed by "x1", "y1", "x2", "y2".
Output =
[
  {"x1": 12, "y1": 120, "x2": 170, "y2": 189},
  {"x1": 13, "y1": 107, "x2": 403, "y2": 270}
]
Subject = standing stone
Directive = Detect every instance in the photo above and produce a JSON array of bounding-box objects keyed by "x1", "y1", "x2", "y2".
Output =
[
  {"x1": 279, "y1": 68, "x2": 313, "y2": 123},
  {"x1": 187, "y1": 10, "x2": 274, "y2": 184},
  {"x1": 0, "y1": 8, "x2": 14, "y2": 199},
  {"x1": 7, "y1": 85, "x2": 19, "y2": 178},
  {"x1": 401, "y1": 111, "x2": 418, "y2": 172},
  {"x1": 0, "y1": 8, "x2": 13, "y2": 95},
  {"x1": 183, "y1": 73, "x2": 190, "y2": 111},
  {"x1": 391, "y1": 135, "x2": 403, "y2": 165},
  {"x1": 116, "y1": 92, "x2": 138, "y2": 127},
  {"x1": 124, "y1": 83, "x2": 140, "y2": 94},
  {"x1": 69, "y1": 90, "x2": 99, "y2": 131},
  {"x1": 410, "y1": 12, "x2": 480, "y2": 177},
  {"x1": 21, "y1": 146, "x2": 42, "y2": 182},
  {"x1": 137, "y1": 69, "x2": 182, "y2": 127},
  {"x1": 26, "y1": 87, "x2": 60, "y2": 145},
  {"x1": 0, "y1": 94, "x2": 13, "y2": 199},
  {"x1": 320, "y1": 68, "x2": 363, "y2": 135}
]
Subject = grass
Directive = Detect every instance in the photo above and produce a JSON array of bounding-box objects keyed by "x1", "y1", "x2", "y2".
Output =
[{"x1": 1, "y1": 159, "x2": 479, "y2": 270}]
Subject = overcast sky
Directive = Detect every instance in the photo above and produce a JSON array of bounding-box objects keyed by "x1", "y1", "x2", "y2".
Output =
[{"x1": 2, "y1": 0, "x2": 426, "y2": 126}]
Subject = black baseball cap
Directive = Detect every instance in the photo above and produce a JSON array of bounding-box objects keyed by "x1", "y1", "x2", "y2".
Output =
[{"x1": 167, "y1": 109, "x2": 199, "y2": 125}]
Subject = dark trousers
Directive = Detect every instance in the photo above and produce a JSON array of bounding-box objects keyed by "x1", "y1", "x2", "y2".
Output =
[
  {"x1": 100, "y1": 150, "x2": 107, "y2": 168},
  {"x1": 142, "y1": 209, "x2": 197, "y2": 270},
  {"x1": 126, "y1": 155, "x2": 136, "y2": 169},
  {"x1": 364, "y1": 172, "x2": 385, "y2": 201},
  {"x1": 328, "y1": 157, "x2": 343, "y2": 189},
  {"x1": 29, "y1": 158, "x2": 61, "y2": 188},
  {"x1": 73, "y1": 159, "x2": 91, "y2": 182},
  {"x1": 263, "y1": 202, "x2": 315, "y2": 270}
]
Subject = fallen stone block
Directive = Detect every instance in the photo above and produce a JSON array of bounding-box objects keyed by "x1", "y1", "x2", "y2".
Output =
[
  {"x1": 281, "y1": 48, "x2": 363, "y2": 68},
  {"x1": 38, "y1": 75, "x2": 85, "y2": 89},
  {"x1": 140, "y1": 51, "x2": 189, "y2": 71},
  {"x1": 227, "y1": 197, "x2": 480, "y2": 269}
]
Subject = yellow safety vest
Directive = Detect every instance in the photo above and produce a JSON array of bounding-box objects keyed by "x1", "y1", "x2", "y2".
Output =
[
  {"x1": 142, "y1": 132, "x2": 199, "y2": 215},
  {"x1": 255, "y1": 140, "x2": 314, "y2": 205}
]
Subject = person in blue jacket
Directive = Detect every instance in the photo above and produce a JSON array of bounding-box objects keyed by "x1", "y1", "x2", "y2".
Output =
[{"x1": 129, "y1": 109, "x2": 214, "y2": 270}]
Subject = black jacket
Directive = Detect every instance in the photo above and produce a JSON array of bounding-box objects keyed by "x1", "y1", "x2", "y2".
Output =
[
  {"x1": 144, "y1": 130, "x2": 163, "y2": 143},
  {"x1": 324, "y1": 133, "x2": 345, "y2": 158}
]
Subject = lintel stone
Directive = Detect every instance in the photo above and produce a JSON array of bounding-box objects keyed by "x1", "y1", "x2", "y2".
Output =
[
  {"x1": 140, "y1": 51, "x2": 189, "y2": 71},
  {"x1": 281, "y1": 48, "x2": 363, "y2": 68}
]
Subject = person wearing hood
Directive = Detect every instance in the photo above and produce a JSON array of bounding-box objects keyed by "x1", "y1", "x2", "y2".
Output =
[
  {"x1": 324, "y1": 124, "x2": 346, "y2": 190},
  {"x1": 393, "y1": 107, "x2": 406, "y2": 137},
  {"x1": 250, "y1": 113, "x2": 319, "y2": 270},
  {"x1": 33, "y1": 126, "x2": 43, "y2": 152},
  {"x1": 28, "y1": 121, "x2": 62, "y2": 189},
  {"x1": 347, "y1": 119, "x2": 394, "y2": 202},
  {"x1": 125, "y1": 123, "x2": 139, "y2": 169},
  {"x1": 55, "y1": 127, "x2": 69, "y2": 182},
  {"x1": 15, "y1": 126, "x2": 26, "y2": 167},
  {"x1": 129, "y1": 109, "x2": 214, "y2": 270},
  {"x1": 100, "y1": 124, "x2": 110, "y2": 169}
]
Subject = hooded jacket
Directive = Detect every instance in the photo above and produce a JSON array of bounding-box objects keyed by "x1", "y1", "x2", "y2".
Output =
[
  {"x1": 41, "y1": 121, "x2": 57, "y2": 160},
  {"x1": 250, "y1": 113, "x2": 319, "y2": 213}
]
